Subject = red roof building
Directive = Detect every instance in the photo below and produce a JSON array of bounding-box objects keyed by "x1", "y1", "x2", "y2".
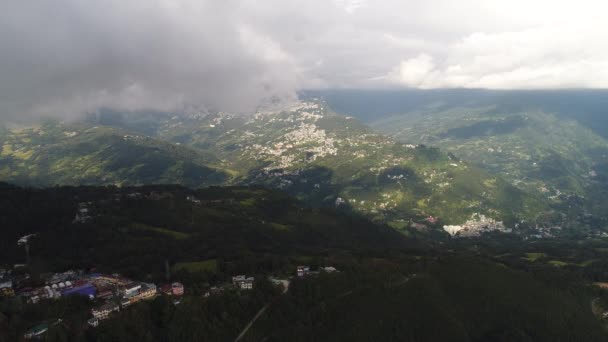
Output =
[{"x1": 171, "y1": 282, "x2": 184, "y2": 296}]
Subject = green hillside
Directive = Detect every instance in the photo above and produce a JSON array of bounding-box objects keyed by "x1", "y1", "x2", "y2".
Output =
[
  {"x1": 245, "y1": 256, "x2": 606, "y2": 342},
  {"x1": 0, "y1": 104, "x2": 549, "y2": 228},
  {"x1": 0, "y1": 183, "x2": 410, "y2": 276},
  {"x1": 0, "y1": 122, "x2": 229, "y2": 187},
  {"x1": 89, "y1": 103, "x2": 548, "y2": 226},
  {"x1": 307, "y1": 89, "x2": 608, "y2": 229},
  {"x1": 367, "y1": 106, "x2": 608, "y2": 224}
]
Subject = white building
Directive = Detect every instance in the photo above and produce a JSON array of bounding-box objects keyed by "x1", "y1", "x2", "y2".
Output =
[
  {"x1": 92, "y1": 303, "x2": 119, "y2": 320},
  {"x1": 232, "y1": 275, "x2": 254, "y2": 290}
]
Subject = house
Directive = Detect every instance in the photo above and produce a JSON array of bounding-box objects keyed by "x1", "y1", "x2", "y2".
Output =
[
  {"x1": 121, "y1": 282, "x2": 142, "y2": 296},
  {"x1": 239, "y1": 278, "x2": 254, "y2": 290},
  {"x1": 321, "y1": 266, "x2": 338, "y2": 273},
  {"x1": 91, "y1": 302, "x2": 119, "y2": 320},
  {"x1": 425, "y1": 216, "x2": 439, "y2": 224},
  {"x1": 232, "y1": 275, "x2": 246, "y2": 285},
  {"x1": 171, "y1": 282, "x2": 184, "y2": 296},
  {"x1": 120, "y1": 298, "x2": 132, "y2": 308},
  {"x1": 1, "y1": 286, "x2": 15, "y2": 297},
  {"x1": 0, "y1": 280, "x2": 14, "y2": 297},
  {"x1": 136, "y1": 283, "x2": 157, "y2": 300},
  {"x1": 410, "y1": 222, "x2": 428, "y2": 231},
  {"x1": 232, "y1": 275, "x2": 254, "y2": 290},
  {"x1": 159, "y1": 282, "x2": 183, "y2": 296},
  {"x1": 297, "y1": 266, "x2": 310, "y2": 277},
  {"x1": 204, "y1": 284, "x2": 230, "y2": 297},
  {"x1": 88, "y1": 318, "x2": 99, "y2": 327},
  {"x1": 124, "y1": 283, "x2": 157, "y2": 305},
  {"x1": 43, "y1": 285, "x2": 61, "y2": 299},
  {"x1": 186, "y1": 195, "x2": 201, "y2": 204}
]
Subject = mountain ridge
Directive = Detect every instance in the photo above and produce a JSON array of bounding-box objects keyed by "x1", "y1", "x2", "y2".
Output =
[{"x1": 0, "y1": 102, "x2": 549, "y2": 228}]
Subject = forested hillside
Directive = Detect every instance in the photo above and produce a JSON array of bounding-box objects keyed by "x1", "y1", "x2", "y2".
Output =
[{"x1": 1, "y1": 184, "x2": 608, "y2": 341}]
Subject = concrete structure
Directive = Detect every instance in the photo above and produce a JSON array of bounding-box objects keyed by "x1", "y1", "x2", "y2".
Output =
[
  {"x1": 120, "y1": 298, "x2": 131, "y2": 308},
  {"x1": 88, "y1": 318, "x2": 99, "y2": 327},
  {"x1": 171, "y1": 282, "x2": 184, "y2": 296},
  {"x1": 92, "y1": 303, "x2": 119, "y2": 320},
  {"x1": 232, "y1": 275, "x2": 254, "y2": 290},
  {"x1": 122, "y1": 283, "x2": 142, "y2": 296},
  {"x1": 96, "y1": 288, "x2": 114, "y2": 300},
  {"x1": 123, "y1": 283, "x2": 157, "y2": 305},
  {"x1": 137, "y1": 283, "x2": 157, "y2": 300},
  {"x1": 0, "y1": 280, "x2": 14, "y2": 297},
  {"x1": 62, "y1": 283, "x2": 96, "y2": 298},
  {"x1": 297, "y1": 266, "x2": 310, "y2": 277}
]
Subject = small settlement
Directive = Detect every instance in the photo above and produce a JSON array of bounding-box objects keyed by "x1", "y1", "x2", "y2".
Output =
[
  {"x1": 0, "y1": 266, "x2": 186, "y2": 339},
  {"x1": 2, "y1": 257, "x2": 338, "y2": 340}
]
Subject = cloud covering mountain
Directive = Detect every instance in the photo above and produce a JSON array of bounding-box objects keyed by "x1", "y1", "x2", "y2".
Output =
[{"x1": 1, "y1": 0, "x2": 607, "y2": 120}]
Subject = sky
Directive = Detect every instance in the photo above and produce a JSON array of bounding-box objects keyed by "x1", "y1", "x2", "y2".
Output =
[{"x1": 1, "y1": 0, "x2": 608, "y2": 120}]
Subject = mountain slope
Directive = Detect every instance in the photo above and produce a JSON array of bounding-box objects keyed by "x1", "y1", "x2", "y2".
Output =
[
  {"x1": 371, "y1": 107, "x2": 606, "y2": 195},
  {"x1": 0, "y1": 122, "x2": 229, "y2": 187},
  {"x1": 0, "y1": 102, "x2": 549, "y2": 227},
  {"x1": 310, "y1": 89, "x2": 608, "y2": 227},
  {"x1": 0, "y1": 183, "x2": 411, "y2": 275},
  {"x1": 96, "y1": 102, "x2": 547, "y2": 226},
  {"x1": 370, "y1": 108, "x2": 608, "y2": 224}
]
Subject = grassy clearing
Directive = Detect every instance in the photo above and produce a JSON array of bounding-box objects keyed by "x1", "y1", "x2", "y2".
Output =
[
  {"x1": 548, "y1": 260, "x2": 570, "y2": 267},
  {"x1": 524, "y1": 252, "x2": 547, "y2": 262},
  {"x1": 132, "y1": 223, "x2": 190, "y2": 240},
  {"x1": 172, "y1": 259, "x2": 218, "y2": 273},
  {"x1": 240, "y1": 198, "x2": 257, "y2": 207}
]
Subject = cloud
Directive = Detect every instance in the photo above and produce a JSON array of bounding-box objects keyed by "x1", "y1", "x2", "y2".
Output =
[
  {"x1": 0, "y1": 0, "x2": 300, "y2": 120},
  {"x1": 392, "y1": 54, "x2": 437, "y2": 88},
  {"x1": 1, "y1": 0, "x2": 608, "y2": 121},
  {"x1": 389, "y1": 25, "x2": 608, "y2": 89}
]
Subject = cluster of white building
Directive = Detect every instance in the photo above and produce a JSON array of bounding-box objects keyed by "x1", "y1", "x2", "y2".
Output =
[
  {"x1": 297, "y1": 266, "x2": 338, "y2": 277},
  {"x1": 232, "y1": 275, "x2": 254, "y2": 290},
  {"x1": 443, "y1": 214, "x2": 508, "y2": 237}
]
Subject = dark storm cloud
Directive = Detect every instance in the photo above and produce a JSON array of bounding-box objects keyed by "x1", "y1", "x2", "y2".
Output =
[{"x1": 0, "y1": 0, "x2": 299, "y2": 120}]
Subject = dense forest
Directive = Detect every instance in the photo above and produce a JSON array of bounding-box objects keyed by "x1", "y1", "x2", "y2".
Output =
[{"x1": 1, "y1": 183, "x2": 608, "y2": 341}]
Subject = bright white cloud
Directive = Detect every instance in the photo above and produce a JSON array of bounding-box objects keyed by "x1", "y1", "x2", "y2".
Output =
[{"x1": 389, "y1": 24, "x2": 608, "y2": 89}]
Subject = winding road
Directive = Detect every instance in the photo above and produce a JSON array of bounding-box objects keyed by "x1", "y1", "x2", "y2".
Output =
[{"x1": 234, "y1": 280, "x2": 290, "y2": 342}]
